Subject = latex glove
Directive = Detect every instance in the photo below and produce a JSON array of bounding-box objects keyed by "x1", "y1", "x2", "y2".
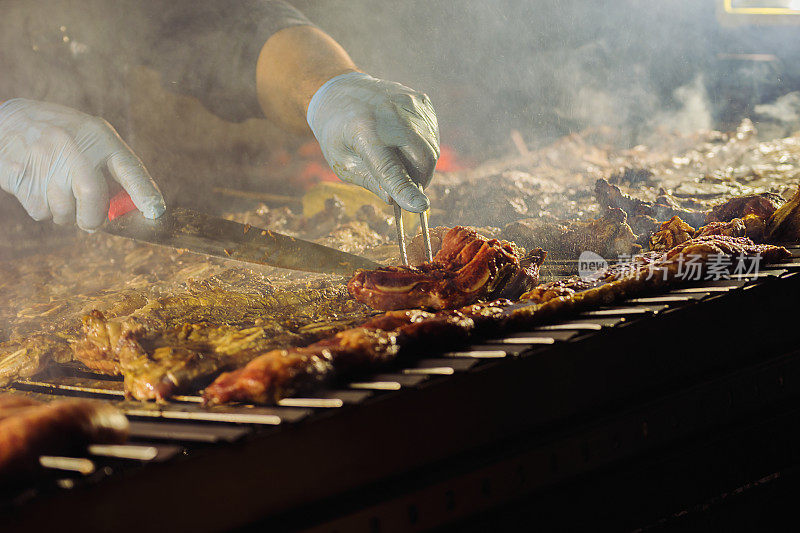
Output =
[
  {"x1": 307, "y1": 72, "x2": 439, "y2": 213},
  {"x1": 0, "y1": 98, "x2": 166, "y2": 231}
]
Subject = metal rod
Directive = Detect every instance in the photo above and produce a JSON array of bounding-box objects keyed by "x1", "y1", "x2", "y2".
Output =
[
  {"x1": 419, "y1": 208, "x2": 433, "y2": 263},
  {"x1": 39, "y1": 456, "x2": 95, "y2": 475},
  {"x1": 88, "y1": 444, "x2": 160, "y2": 461},
  {"x1": 415, "y1": 183, "x2": 433, "y2": 262},
  {"x1": 393, "y1": 202, "x2": 409, "y2": 265}
]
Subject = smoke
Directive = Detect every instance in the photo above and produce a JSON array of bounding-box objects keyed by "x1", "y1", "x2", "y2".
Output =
[
  {"x1": 295, "y1": 0, "x2": 800, "y2": 153},
  {"x1": 755, "y1": 91, "x2": 800, "y2": 124},
  {"x1": 2, "y1": 0, "x2": 799, "y2": 222},
  {"x1": 650, "y1": 75, "x2": 714, "y2": 136}
]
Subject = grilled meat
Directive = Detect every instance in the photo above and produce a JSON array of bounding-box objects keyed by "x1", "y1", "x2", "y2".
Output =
[
  {"x1": 73, "y1": 282, "x2": 373, "y2": 401},
  {"x1": 207, "y1": 235, "x2": 789, "y2": 405},
  {"x1": 707, "y1": 193, "x2": 785, "y2": 223},
  {"x1": 3, "y1": 119, "x2": 799, "y2": 400},
  {"x1": 597, "y1": 179, "x2": 788, "y2": 247},
  {"x1": 0, "y1": 334, "x2": 73, "y2": 388},
  {"x1": 406, "y1": 226, "x2": 506, "y2": 265},
  {"x1": 502, "y1": 208, "x2": 640, "y2": 259},
  {"x1": 116, "y1": 323, "x2": 302, "y2": 402},
  {"x1": 767, "y1": 185, "x2": 800, "y2": 242},
  {"x1": 520, "y1": 253, "x2": 659, "y2": 304},
  {"x1": 348, "y1": 227, "x2": 544, "y2": 311},
  {"x1": 407, "y1": 226, "x2": 451, "y2": 265},
  {"x1": 512, "y1": 235, "x2": 791, "y2": 324},
  {"x1": 595, "y1": 179, "x2": 709, "y2": 228},
  {"x1": 0, "y1": 394, "x2": 128, "y2": 479},
  {"x1": 649, "y1": 216, "x2": 696, "y2": 252},
  {"x1": 693, "y1": 218, "x2": 746, "y2": 239},
  {"x1": 204, "y1": 303, "x2": 508, "y2": 405},
  {"x1": 664, "y1": 234, "x2": 789, "y2": 263},
  {"x1": 520, "y1": 277, "x2": 601, "y2": 304},
  {"x1": 648, "y1": 215, "x2": 765, "y2": 252}
]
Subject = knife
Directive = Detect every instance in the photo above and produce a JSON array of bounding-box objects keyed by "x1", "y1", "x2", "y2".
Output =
[{"x1": 102, "y1": 191, "x2": 382, "y2": 276}]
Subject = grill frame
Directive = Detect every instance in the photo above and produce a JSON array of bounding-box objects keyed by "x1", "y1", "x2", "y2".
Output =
[{"x1": 3, "y1": 248, "x2": 800, "y2": 531}]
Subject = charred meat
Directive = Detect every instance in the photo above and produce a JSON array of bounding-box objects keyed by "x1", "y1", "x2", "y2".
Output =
[
  {"x1": 348, "y1": 226, "x2": 545, "y2": 311},
  {"x1": 664, "y1": 234, "x2": 790, "y2": 263}
]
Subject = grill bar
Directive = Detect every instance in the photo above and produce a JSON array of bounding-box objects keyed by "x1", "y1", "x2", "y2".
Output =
[
  {"x1": 127, "y1": 420, "x2": 249, "y2": 443},
  {"x1": 38, "y1": 456, "x2": 95, "y2": 475},
  {"x1": 6, "y1": 267, "x2": 799, "y2": 531}
]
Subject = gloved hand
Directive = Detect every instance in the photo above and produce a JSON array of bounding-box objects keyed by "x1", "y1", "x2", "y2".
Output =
[
  {"x1": 0, "y1": 99, "x2": 166, "y2": 231},
  {"x1": 307, "y1": 72, "x2": 439, "y2": 213}
]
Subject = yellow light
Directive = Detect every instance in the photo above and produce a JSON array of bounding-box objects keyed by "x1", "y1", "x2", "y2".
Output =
[{"x1": 724, "y1": 0, "x2": 800, "y2": 14}]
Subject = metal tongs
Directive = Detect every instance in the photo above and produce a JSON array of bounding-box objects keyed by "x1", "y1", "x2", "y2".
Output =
[{"x1": 393, "y1": 185, "x2": 433, "y2": 265}]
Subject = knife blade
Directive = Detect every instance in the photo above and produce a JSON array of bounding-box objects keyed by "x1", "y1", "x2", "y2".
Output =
[{"x1": 102, "y1": 194, "x2": 381, "y2": 276}]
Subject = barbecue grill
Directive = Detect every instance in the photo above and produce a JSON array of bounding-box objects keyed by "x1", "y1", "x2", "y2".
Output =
[{"x1": 4, "y1": 246, "x2": 800, "y2": 531}]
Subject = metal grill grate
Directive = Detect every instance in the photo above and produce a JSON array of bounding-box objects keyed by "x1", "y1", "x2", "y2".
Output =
[{"x1": 4, "y1": 246, "x2": 800, "y2": 530}]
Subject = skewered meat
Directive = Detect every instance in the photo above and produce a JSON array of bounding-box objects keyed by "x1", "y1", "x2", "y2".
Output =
[
  {"x1": 766, "y1": 185, "x2": 800, "y2": 242},
  {"x1": 348, "y1": 227, "x2": 544, "y2": 311},
  {"x1": 0, "y1": 394, "x2": 128, "y2": 479},
  {"x1": 502, "y1": 208, "x2": 640, "y2": 259},
  {"x1": 649, "y1": 216, "x2": 696, "y2": 251}
]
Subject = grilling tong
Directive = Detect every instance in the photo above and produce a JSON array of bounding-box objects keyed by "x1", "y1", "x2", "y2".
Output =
[{"x1": 392, "y1": 184, "x2": 433, "y2": 265}]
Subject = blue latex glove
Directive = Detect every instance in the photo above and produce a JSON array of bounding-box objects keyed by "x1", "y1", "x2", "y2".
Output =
[
  {"x1": 307, "y1": 72, "x2": 439, "y2": 213},
  {"x1": 0, "y1": 99, "x2": 166, "y2": 231}
]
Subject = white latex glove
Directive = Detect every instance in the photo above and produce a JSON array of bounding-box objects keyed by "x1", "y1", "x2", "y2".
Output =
[
  {"x1": 0, "y1": 98, "x2": 166, "y2": 231},
  {"x1": 307, "y1": 72, "x2": 439, "y2": 213}
]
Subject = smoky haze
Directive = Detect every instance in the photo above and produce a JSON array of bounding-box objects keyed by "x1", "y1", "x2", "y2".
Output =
[
  {"x1": 1, "y1": 0, "x2": 799, "y2": 226},
  {"x1": 295, "y1": 0, "x2": 800, "y2": 154}
]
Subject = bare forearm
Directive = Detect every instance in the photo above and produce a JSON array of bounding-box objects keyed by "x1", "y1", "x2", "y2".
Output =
[{"x1": 256, "y1": 26, "x2": 358, "y2": 133}]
